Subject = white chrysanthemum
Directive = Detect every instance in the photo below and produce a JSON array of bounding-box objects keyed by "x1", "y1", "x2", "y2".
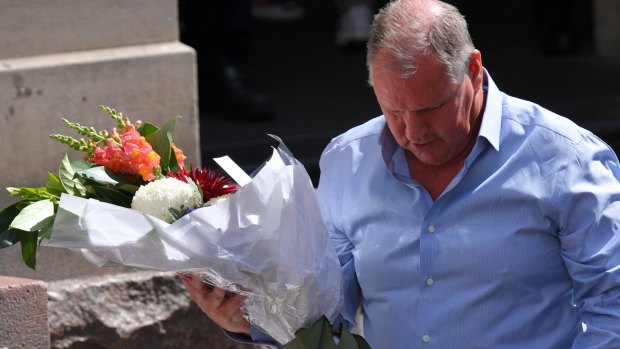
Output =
[
  {"x1": 205, "y1": 194, "x2": 232, "y2": 207},
  {"x1": 131, "y1": 177, "x2": 197, "y2": 223}
]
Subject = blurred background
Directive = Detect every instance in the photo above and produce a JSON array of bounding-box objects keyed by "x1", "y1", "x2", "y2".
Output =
[{"x1": 180, "y1": 0, "x2": 620, "y2": 186}]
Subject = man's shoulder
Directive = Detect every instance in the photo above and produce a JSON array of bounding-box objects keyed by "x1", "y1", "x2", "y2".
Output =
[
  {"x1": 323, "y1": 116, "x2": 385, "y2": 155},
  {"x1": 502, "y1": 95, "x2": 590, "y2": 145}
]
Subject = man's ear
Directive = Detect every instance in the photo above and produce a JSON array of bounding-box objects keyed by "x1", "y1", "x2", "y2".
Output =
[{"x1": 468, "y1": 50, "x2": 483, "y2": 89}]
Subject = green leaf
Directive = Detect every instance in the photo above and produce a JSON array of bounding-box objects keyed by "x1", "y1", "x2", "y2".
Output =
[
  {"x1": 76, "y1": 166, "x2": 120, "y2": 185},
  {"x1": 45, "y1": 172, "x2": 65, "y2": 196},
  {"x1": 0, "y1": 203, "x2": 22, "y2": 248},
  {"x1": 90, "y1": 186, "x2": 133, "y2": 207},
  {"x1": 285, "y1": 316, "x2": 338, "y2": 349},
  {"x1": 9, "y1": 199, "x2": 55, "y2": 232},
  {"x1": 37, "y1": 215, "x2": 55, "y2": 243},
  {"x1": 0, "y1": 202, "x2": 22, "y2": 231},
  {"x1": 0, "y1": 229, "x2": 19, "y2": 248},
  {"x1": 59, "y1": 154, "x2": 87, "y2": 196},
  {"x1": 76, "y1": 166, "x2": 139, "y2": 186},
  {"x1": 117, "y1": 183, "x2": 139, "y2": 194},
  {"x1": 70, "y1": 159, "x2": 94, "y2": 173},
  {"x1": 137, "y1": 122, "x2": 159, "y2": 137},
  {"x1": 6, "y1": 187, "x2": 57, "y2": 202},
  {"x1": 144, "y1": 117, "x2": 178, "y2": 172},
  {"x1": 168, "y1": 206, "x2": 189, "y2": 221},
  {"x1": 331, "y1": 323, "x2": 372, "y2": 349},
  {"x1": 20, "y1": 230, "x2": 38, "y2": 269},
  {"x1": 284, "y1": 317, "x2": 371, "y2": 349}
]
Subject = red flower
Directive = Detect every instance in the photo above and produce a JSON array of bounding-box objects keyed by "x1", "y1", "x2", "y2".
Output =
[{"x1": 169, "y1": 165, "x2": 237, "y2": 201}]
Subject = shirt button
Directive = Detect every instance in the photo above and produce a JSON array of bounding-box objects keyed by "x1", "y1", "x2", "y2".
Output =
[
  {"x1": 422, "y1": 334, "x2": 431, "y2": 343},
  {"x1": 427, "y1": 225, "x2": 436, "y2": 233},
  {"x1": 426, "y1": 277, "x2": 434, "y2": 286}
]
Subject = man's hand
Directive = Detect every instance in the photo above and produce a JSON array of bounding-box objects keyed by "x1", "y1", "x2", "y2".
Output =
[{"x1": 179, "y1": 273, "x2": 251, "y2": 336}]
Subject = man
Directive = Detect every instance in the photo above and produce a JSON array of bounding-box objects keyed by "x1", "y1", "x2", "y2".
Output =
[{"x1": 182, "y1": 0, "x2": 620, "y2": 347}]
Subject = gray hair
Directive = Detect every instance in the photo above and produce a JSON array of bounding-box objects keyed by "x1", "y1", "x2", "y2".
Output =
[{"x1": 367, "y1": 0, "x2": 475, "y2": 85}]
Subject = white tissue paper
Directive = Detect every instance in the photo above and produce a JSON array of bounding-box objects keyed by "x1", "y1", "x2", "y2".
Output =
[{"x1": 42, "y1": 140, "x2": 343, "y2": 344}]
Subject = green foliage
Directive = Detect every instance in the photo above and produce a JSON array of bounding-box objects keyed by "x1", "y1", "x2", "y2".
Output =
[
  {"x1": 49, "y1": 134, "x2": 92, "y2": 154},
  {"x1": 6, "y1": 187, "x2": 58, "y2": 202},
  {"x1": 4, "y1": 200, "x2": 55, "y2": 269},
  {"x1": 89, "y1": 185, "x2": 134, "y2": 208},
  {"x1": 45, "y1": 172, "x2": 65, "y2": 197},
  {"x1": 142, "y1": 117, "x2": 180, "y2": 173},
  {"x1": 20, "y1": 230, "x2": 38, "y2": 269},
  {"x1": 2, "y1": 105, "x2": 182, "y2": 270},
  {"x1": 0, "y1": 229, "x2": 19, "y2": 248},
  {"x1": 60, "y1": 118, "x2": 105, "y2": 142},
  {"x1": 169, "y1": 205, "x2": 190, "y2": 221},
  {"x1": 284, "y1": 316, "x2": 371, "y2": 349},
  {"x1": 99, "y1": 105, "x2": 127, "y2": 129},
  {"x1": 0, "y1": 203, "x2": 21, "y2": 248},
  {"x1": 77, "y1": 165, "x2": 122, "y2": 186},
  {"x1": 9, "y1": 199, "x2": 55, "y2": 232},
  {"x1": 60, "y1": 154, "x2": 87, "y2": 196}
]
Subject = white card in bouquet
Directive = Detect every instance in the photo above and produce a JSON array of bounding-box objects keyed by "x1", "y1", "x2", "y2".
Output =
[{"x1": 213, "y1": 155, "x2": 253, "y2": 187}]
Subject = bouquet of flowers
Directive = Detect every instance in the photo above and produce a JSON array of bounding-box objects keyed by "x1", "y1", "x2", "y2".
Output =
[{"x1": 0, "y1": 106, "x2": 369, "y2": 348}]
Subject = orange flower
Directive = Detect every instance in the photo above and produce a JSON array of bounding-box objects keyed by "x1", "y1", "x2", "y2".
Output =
[
  {"x1": 89, "y1": 125, "x2": 161, "y2": 181},
  {"x1": 171, "y1": 143, "x2": 186, "y2": 170}
]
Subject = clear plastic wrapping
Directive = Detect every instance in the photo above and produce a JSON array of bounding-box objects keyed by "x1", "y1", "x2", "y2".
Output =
[{"x1": 42, "y1": 143, "x2": 343, "y2": 344}]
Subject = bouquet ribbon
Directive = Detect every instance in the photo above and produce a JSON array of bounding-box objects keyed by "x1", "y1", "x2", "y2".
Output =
[{"x1": 284, "y1": 316, "x2": 371, "y2": 349}]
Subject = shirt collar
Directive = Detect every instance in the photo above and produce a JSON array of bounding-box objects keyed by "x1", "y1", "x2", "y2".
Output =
[
  {"x1": 479, "y1": 69, "x2": 502, "y2": 151},
  {"x1": 380, "y1": 125, "x2": 412, "y2": 181}
]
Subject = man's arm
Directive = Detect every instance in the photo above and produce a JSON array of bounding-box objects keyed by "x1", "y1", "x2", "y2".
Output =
[
  {"x1": 317, "y1": 147, "x2": 362, "y2": 331},
  {"x1": 557, "y1": 136, "x2": 620, "y2": 347}
]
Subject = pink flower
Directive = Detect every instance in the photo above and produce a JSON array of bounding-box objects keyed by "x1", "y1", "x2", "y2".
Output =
[{"x1": 89, "y1": 125, "x2": 161, "y2": 181}]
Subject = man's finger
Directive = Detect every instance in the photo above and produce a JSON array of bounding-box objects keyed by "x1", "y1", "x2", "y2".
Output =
[
  {"x1": 226, "y1": 293, "x2": 247, "y2": 309},
  {"x1": 208, "y1": 286, "x2": 228, "y2": 305}
]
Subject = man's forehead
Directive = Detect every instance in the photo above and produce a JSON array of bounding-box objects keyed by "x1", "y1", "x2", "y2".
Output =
[{"x1": 372, "y1": 71, "x2": 455, "y2": 112}]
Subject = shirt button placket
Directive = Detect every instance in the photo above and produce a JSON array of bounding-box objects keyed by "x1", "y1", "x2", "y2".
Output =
[
  {"x1": 426, "y1": 225, "x2": 436, "y2": 287},
  {"x1": 421, "y1": 223, "x2": 435, "y2": 346}
]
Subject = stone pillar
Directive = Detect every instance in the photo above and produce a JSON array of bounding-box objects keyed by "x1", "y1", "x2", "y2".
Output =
[
  {"x1": 594, "y1": 0, "x2": 620, "y2": 56},
  {"x1": 0, "y1": 0, "x2": 198, "y2": 279},
  {"x1": 0, "y1": 276, "x2": 50, "y2": 349},
  {"x1": 0, "y1": 2, "x2": 256, "y2": 348},
  {"x1": 0, "y1": 0, "x2": 200, "y2": 208}
]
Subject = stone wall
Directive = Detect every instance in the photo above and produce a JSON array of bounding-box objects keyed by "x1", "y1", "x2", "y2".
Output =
[
  {"x1": 0, "y1": 1, "x2": 264, "y2": 348},
  {"x1": 0, "y1": 0, "x2": 200, "y2": 208},
  {"x1": 0, "y1": 277, "x2": 49, "y2": 349},
  {"x1": 47, "y1": 272, "x2": 259, "y2": 349},
  {"x1": 0, "y1": 0, "x2": 198, "y2": 282}
]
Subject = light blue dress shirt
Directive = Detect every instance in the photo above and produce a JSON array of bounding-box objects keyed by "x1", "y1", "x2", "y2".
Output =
[{"x1": 315, "y1": 71, "x2": 620, "y2": 348}]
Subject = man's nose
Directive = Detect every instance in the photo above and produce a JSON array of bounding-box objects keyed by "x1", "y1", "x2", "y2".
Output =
[{"x1": 403, "y1": 112, "x2": 427, "y2": 140}]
